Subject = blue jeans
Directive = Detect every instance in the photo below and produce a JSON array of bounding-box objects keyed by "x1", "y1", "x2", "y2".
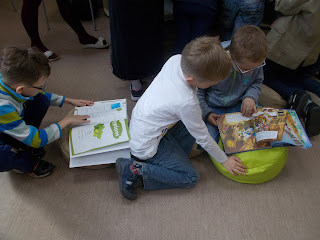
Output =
[
  {"x1": 263, "y1": 57, "x2": 320, "y2": 102},
  {"x1": 173, "y1": 2, "x2": 218, "y2": 54},
  {"x1": 137, "y1": 121, "x2": 199, "y2": 191},
  {"x1": 220, "y1": 0, "x2": 264, "y2": 40},
  {"x1": 206, "y1": 102, "x2": 242, "y2": 143},
  {"x1": 0, "y1": 93, "x2": 50, "y2": 173}
]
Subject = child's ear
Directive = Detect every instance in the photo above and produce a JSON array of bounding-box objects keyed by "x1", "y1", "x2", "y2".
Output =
[
  {"x1": 15, "y1": 85, "x2": 25, "y2": 95},
  {"x1": 185, "y1": 76, "x2": 196, "y2": 85}
]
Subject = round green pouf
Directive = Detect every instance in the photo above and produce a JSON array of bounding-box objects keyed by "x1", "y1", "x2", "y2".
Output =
[{"x1": 209, "y1": 140, "x2": 288, "y2": 184}]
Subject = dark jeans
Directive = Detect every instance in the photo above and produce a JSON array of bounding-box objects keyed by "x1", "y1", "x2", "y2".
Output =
[
  {"x1": 173, "y1": 2, "x2": 217, "y2": 54},
  {"x1": 263, "y1": 57, "x2": 320, "y2": 102},
  {"x1": 220, "y1": 0, "x2": 264, "y2": 41},
  {"x1": 0, "y1": 94, "x2": 50, "y2": 173}
]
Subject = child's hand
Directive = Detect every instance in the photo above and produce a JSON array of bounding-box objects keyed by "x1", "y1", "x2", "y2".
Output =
[
  {"x1": 65, "y1": 98, "x2": 94, "y2": 107},
  {"x1": 207, "y1": 113, "x2": 221, "y2": 126},
  {"x1": 241, "y1": 97, "x2": 257, "y2": 117},
  {"x1": 58, "y1": 115, "x2": 90, "y2": 129},
  {"x1": 222, "y1": 156, "x2": 248, "y2": 176}
]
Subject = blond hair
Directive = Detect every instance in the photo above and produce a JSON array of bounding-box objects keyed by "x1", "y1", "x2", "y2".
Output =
[
  {"x1": 0, "y1": 47, "x2": 50, "y2": 85},
  {"x1": 229, "y1": 25, "x2": 267, "y2": 63},
  {"x1": 181, "y1": 36, "x2": 231, "y2": 83}
]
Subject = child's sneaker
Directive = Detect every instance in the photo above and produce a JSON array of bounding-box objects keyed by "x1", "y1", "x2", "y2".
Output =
[
  {"x1": 116, "y1": 158, "x2": 141, "y2": 200},
  {"x1": 28, "y1": 160, "x2": 55, "y2": 178},
  {"x1": 130, "y1": 85, "x2": 143, "y2": 102}
]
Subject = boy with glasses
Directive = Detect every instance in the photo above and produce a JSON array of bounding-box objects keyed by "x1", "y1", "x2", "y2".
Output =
[
  {"x1": 0, "y1": 47, "x2": 93, "y2": 177},
  {"x1": 197, "y1": 25, "x2": 267, "y2": 143}
]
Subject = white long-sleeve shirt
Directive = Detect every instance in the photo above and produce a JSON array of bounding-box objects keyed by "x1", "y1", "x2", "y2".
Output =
[{"x1": 129, "y1": 55, "x2": 228, "y2": 163}]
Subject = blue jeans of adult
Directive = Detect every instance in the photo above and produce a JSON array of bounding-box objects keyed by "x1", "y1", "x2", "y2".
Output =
[
  {"x1": 220, "y1": 0, "x2": 264, "y2": 40},
  {"x1": 0, "y1": 93, "x2": 50, "y2": 173},
  {"x1": 173, "y1": 2, "x2": 218, "y2": 54},
  {"x1": 137, "y1": 121, "x2": 199, "y2": 191},
  {"x1": 206, "y1": 102, "x2": 242, "y2": 143},
  {"x1": 263, "y1": 57, "x2": 320, "y2": 102}
]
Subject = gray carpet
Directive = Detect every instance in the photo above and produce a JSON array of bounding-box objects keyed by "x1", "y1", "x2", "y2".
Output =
[{"x1": 1, "y1": 1, "x2": 320, "y2": 240}]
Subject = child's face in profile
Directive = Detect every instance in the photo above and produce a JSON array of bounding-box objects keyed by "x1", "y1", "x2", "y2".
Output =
[
  {"x1": 17, "y1": 75, "x2": 47, "y2": 97},
  {"x1": 192, "y1": 79, "x2": 219, "y2": 89}
]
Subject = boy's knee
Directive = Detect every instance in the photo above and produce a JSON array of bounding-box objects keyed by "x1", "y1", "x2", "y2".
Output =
[{"x1": 186, "y1": 171, "x2": 200, "y2": 188}]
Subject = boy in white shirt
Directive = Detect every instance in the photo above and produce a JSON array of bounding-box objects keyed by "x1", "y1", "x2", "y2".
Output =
[{"x1": 116, "y1": 36, "x2": 248, "y2": 200}]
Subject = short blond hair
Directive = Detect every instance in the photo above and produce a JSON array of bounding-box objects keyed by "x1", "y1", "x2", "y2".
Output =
[
  {"x1": 229, "y1": 25, "x2": 267, "y2": 63},
  {"x1": 181, "y1": 36, "x2": 231, "y2": 83},
  {"x1": 0, "y1": 47, "x2": 50, "y2": 85}
]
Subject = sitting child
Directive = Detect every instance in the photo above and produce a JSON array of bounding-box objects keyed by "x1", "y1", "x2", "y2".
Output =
[
  {"x1": 0, "y1": 47, "x2": 92, "y2": 177},
  {"x1": 197, "y1": 25, "x2": 267, "y2": 143},
  {"x1": 116, "y1": 36, "x2": 248, "y2": 201}
]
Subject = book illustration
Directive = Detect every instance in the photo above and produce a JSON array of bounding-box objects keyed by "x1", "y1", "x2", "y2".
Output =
[
  {"x1": 218, "y1": 107, "x2": 311, "y2": 155},
  {"x1": 252, "y1": 108, "x2": 287, "y2": 142},
  {"x1": 218, "y1": 114, "x2": 270, "y2": 155},
  {"x1": 93, "y1": 123, "x2": 105, "y2": 139}
]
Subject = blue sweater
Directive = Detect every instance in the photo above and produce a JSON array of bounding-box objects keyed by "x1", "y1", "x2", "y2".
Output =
[
  {"x1": 0, "y1": 76, "x2": 64, "y2": 148},
  {"x1": 197, "y1": 66, "x2": 264, "y2": 119}
]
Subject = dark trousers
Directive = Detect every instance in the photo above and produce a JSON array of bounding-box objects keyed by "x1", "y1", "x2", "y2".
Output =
[
  {"x1": 0, "y1": 94, "x2": 50, "y2": 173},
  {"x1": 173, "y1": 2, "x2": 217, "y2": 54},
  {"x1": 263, "y1": 56, "x2": 320, "y2": 102},
  {"x1": 21, "y1": 0, "x2": 88, "y2": 50}
]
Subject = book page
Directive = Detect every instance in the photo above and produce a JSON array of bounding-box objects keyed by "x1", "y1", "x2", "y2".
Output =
[
  {"x1": 70, "y1": 119, "x2": 130, "y2": 155},
  {"x1": 74, "y1": 99, "x2": 127, "y2": 124},
  {"x1": 271, "y1": 110, "x2": 312, "y2": 148},
  {"x1": 252, "y1": 108, "x2": 287, "y2": 142},
  {"x1": 217, "y1": 112, "x2": 271, "y2": 155}
]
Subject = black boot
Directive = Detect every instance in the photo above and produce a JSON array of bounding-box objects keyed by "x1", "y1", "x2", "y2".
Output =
[
  {"x1": 304, "y1": 102, "x2": 320, "y2": 137},
  {"x1": 288, "y1": 91, "x2": 310, "y2": 118}
]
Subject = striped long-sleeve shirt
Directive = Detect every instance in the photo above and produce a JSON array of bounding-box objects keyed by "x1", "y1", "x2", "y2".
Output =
[{"x1": 0, "y1": 76, "x2": 65, "y2": 148}]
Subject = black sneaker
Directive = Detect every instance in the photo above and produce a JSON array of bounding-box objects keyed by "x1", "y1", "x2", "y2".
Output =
[
  {"x1": 304, "y1": 102, "x2": 320, "y2": 137},
  {"x1": 130, "y1": 85, "x2": 143, "y2": 102},
  {"x1": 288, "y1": 91, "x2": 310, "y2": 118},
  {"x1": 31, "y1": 147, "x2": 46, "y2": 160},
  {"x1": 115, "y1": 158, "x2": 140, "y2": 200},
  {"x1": 28, "y1": 160, "x2": 55, "y2": 178}
]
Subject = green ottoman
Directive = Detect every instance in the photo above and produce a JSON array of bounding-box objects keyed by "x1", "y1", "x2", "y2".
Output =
[{"x1": 209, "y1": 140, "x2": 288, "y2": 184}]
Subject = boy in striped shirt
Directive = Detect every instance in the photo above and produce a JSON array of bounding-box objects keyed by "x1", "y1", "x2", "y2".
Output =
[{"x1": 0, "y1": 47, "x2": 92, "y2": 177}]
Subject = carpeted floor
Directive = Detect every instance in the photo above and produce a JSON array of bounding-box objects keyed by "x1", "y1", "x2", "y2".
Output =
[{"x1": 1, "y1": 1, "x2": 320, "y2": 240}]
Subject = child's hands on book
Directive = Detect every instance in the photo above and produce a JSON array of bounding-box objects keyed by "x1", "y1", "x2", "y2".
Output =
[
  {"x1": 222, "y1": 156, "x2": 248, "y2": 176},
  {"x1": 65, "y1": 98, "x2": 94, "y2": 107},
  {"x1": 58, "y1": 115, "x2": 90, "y2": 129},
  {"x1": 207, "y1": 112, "x2": 221, "y2": 126},
  {"x1": 241, "y1": 98, "x2": 257, "y2": 117}
]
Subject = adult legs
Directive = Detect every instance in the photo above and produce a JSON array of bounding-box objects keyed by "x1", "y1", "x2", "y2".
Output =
[
  {"x1": 219, "y1": 0, "x2": 237, "y2": 41},
  {"x1": 55, "y1": 0, "x2": 101, "y2": 45},
  {"x1": 234, "y1": 0, "x2": 264, "y2": 36},
  {"x1": 173, "y1": 2, "x2": 192, "y2": 54},
  {"x1": 21, "y1": 0, "x2": 45, "y2": 51}
]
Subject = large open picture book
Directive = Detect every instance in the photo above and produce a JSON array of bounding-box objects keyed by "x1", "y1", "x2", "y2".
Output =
[
  {"x1": 68, "y1": 99, "x2": 131, "y2": 168},
  {"x1": 217, "y1": 107, "x2": 312, "y2": 155}
]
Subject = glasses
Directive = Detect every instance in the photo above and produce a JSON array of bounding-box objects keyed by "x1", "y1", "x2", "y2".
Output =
[
  {"x1": 14, "y1": 83, "x2": 46, "y2": 91},
  {"x1": 230, "y1": 54, "x2": 266, "y2": 74}
]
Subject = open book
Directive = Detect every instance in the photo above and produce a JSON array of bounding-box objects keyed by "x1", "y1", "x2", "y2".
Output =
[
  {"x1": 217, "y1": 107, "x2": 312, "y2": 155},
  {"x1": 68, "y1": 99, "x2": 131, "y2": 168}
]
